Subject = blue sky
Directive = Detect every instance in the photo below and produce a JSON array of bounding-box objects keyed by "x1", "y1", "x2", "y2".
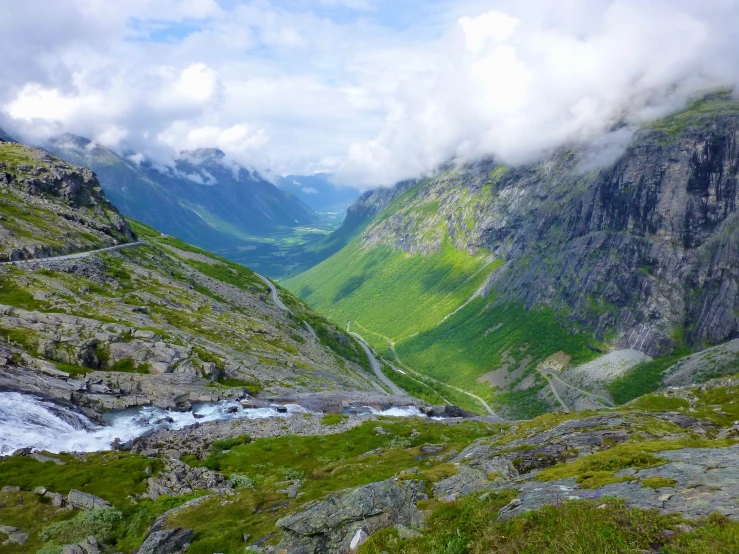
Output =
[{"x1": 0, "y1": 0, "x2": 737, "y2": 188}]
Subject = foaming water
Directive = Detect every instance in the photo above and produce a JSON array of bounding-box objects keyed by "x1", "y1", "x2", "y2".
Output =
[
  {"x1": 0, "y1": 392, "x2": 306, "y2": 456},
  {"x1": 370, "y1": 406, "x2": 427, "y2": 417},
  {"x1": 341, "y1": 405, "x2": 428, "y2": 418}
]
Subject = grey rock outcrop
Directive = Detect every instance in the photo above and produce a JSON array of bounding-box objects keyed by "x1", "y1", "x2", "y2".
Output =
[
  {"x1": 275, "y1": 478, "x2": 427, "y2": 553},
  {"x1": 500, "y1": 444, "x2": 739, "y2": 522},
  {"x1": 67, "y1": 489, "x2": 111, "y2": 510},
  {"x1": 0, "y1": 142, "x2": 135, "y2": 262},
  {"x1": 144, "y1": 458, "x2": 232, "y2": 499},
  {"x1": 62, "y1": 536, "x2": 102, "y2": 554},
  {"x1": 0, "y1": 525, "x2": 29, "y2": 545},
  {"x1": 137, "y1": 527, "x2": 194, "y2": 554}
]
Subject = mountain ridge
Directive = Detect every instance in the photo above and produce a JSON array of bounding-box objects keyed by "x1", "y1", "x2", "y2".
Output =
[
  {"x1": 287, "y1": 91, "x2": 739, "y2": 417},
  {"x1": 45, "y1": 135, "x2": 319, "y2": 257}
]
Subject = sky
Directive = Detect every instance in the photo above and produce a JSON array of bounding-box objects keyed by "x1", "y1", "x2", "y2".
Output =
[{"x1": 1, "y1": 0, "x2": 738, "y2": 189}]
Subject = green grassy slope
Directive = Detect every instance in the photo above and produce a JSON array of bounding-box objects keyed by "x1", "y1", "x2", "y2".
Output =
[
  {"x1": 285, "y1": 234, "x2": 601, "y2": 417},
  {"x1": 286, "y1": 239, "x2": 494, "y2": 343},
  {"x1": 397, "y1": 300, "x2": 598, "y2": 418}
]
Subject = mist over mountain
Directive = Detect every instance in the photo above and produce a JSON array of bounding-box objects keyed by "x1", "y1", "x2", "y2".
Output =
[
  {"x1": 45, "y1": 134, "x2": 318, "y2": 258},
  {"x1": 276, "y1": 173, "x2": 361, "y2": 214}
]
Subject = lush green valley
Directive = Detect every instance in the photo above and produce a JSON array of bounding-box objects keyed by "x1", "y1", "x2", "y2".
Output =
[{"x1": 287, "y1": 239, "x2": 494, "y2": 343}]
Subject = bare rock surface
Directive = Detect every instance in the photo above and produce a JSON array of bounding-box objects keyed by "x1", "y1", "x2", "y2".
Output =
[{"x1": 273, "y1": 478, "x2": 427, "y2": 554}]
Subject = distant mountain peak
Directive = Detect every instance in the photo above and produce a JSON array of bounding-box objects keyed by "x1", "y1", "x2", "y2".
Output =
[
  {"x1": 0, "y1": 126, "x2": 16, "y2": 143},
  {"x1": 49, "y1": 133, "x2": 94, "y2": 150},
  {"x1": 179, "y1": 147, "x2": 226, "y2": 162}
]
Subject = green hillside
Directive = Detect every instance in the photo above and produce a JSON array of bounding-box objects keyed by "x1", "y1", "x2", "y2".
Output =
[
  {"x1": 285, "y1": 233, "x2": 602, "y2": 417},
  {"x1": 286, "y1": 239, "x2": 494, "y2": 343},
  {"x1": 397, "y1": 300, "x2": 598, "y2": 418}
]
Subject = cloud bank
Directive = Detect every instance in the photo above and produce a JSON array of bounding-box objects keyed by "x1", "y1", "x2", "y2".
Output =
[
  {"x1": 1, "y1": 0, "x2": 738, "y2": 189},
  {"x1": 338, "y1": 0, "x2": 739, "y2": 186}
]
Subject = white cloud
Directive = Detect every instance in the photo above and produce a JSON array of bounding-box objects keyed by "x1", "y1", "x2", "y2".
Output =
[
  {"x1": 319, "y1": 0, "x2": 374, "y2": 11},
  {"x1": 301, "y1": 186, "x2": 319, "y2": 194},
  {"x1": 128, "y1": 152, "x2": 146, "y2": 166},
  {"x1": 337, "y1": 0, "x2": 739, "y2": 187},
  {"x1": 176, "y1": 63, "x2": 219, "y2": 103},
  {"x1": 458, "y1": 11, "x2": 519, "y2": 53},
  {"x1": 0, "y1": 0, "x2": 737, "y2": 191}
]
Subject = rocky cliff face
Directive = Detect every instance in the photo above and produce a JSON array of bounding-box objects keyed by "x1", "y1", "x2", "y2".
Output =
[
  {"x1": 0, "y1": 142, "x2": 135, "y2": 261},
  {"x1": 353, "y1": 94, "x2": 739, "y2": 357}
]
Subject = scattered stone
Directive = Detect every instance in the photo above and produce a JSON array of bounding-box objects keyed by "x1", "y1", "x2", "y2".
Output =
[
  {"x1": 62, "y1": 536, "x2": 101, "y2": 554},
  {"x1": 374, "y1": 426, "x2": 388, "y2": 435},
  {"x1": 433, "y1": 466, "x2": 492, "y2": 498},
  {"x1": 0, "y1": 486, "x2": 20, "y2": 493},
  {"x1": 144, "y1": 457, "x2": 232, "y2": 500},
  {"x1": 6, "y1": 530, "x2": 30, "y2": 545},
  {"x1": 32, "y1": 486, "x2": 47, "y2": 495},
  {"x1": 45, "y1": 491, "x2": 67, "y2": 507},
  {"x1": 67, "y1": 489, "x2": 111, "y2": 510},
  {"x1": 419, "y1": 444, "x2": 444, "y2": 454},
  {"x1": 349, "y1": 528, "x2": 368, "y2": 551},
  {"x1": 0, "y1": 525, "x2": 21, "y2": 546},
  {"x1": 32, "y1": 453, "x2": 65, "y2": 464},
  {"x1": 276, "y1": 480, "x2": 303, "y2": 499},
  {"x1": 499, "y1": 498, "x2": 522, "y2": 517},
  {"x1": 359, "y1": 448, "x2": 385, "y2": 459}
]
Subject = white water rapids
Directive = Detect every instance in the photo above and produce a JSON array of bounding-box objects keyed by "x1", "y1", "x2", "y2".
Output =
[
  {"x1": 0, "y1": 392, "x2": 306, "y2": 456},
  {"x1": 0, "y1": 392, "x2": 428, "y2": 456}
]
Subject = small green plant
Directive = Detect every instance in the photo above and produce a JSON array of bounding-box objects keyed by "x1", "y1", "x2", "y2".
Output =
[
  {"x1": 229, "y1": 474, "x2": 256, "y2": 489},
  {"x1": 387, "y1": 437, "x2": 413, "y2": 449},
  {"x1": 320, "y1": 413, "x2": 349, "y2": 426},
  {"x1": 641, "y1": 476, "x2": 677, "y2": 489},
  {"x1": 40, "y1": 507, "x2": 123, "y2": 545},
  {"x1": 282, "y1": 468, "x2": 305, "y2": 481}
]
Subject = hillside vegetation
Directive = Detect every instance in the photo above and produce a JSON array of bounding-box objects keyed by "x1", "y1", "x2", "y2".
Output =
[
  {"x1": 0, "y1": 143, "x2": 385, "y2": 415},
  {"x1": 287, "y1": 239, "x2": 494, "y2": 343},
  {"x1": 286, "y1": 92, "x2": 739, "y2": 417}
]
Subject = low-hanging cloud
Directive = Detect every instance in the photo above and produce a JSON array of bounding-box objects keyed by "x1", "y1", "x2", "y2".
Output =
[
  {"x1": 337, "y1": 0, "x2": 739, "y2": 187},
  {"x1": 0, "y1": 0, "x2": 737, "y2": 190}
]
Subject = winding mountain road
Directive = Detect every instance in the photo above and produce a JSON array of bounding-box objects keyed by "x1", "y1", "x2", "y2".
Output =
[
  {"x1": 542, "y1": 370, "x2": 614, "y2": 410},
  {"x1": 347, "y1": 322, "x2": 499, "y2": 415},
  {"x1": 255, "y1": 273, "x2": 291, "y2": 313},
  {"x1": 348, "y1": 331, "x2": 405, "y2": 395},
  {"x1": 0, "y1": 241, "x2": 145, "y2": 266}
]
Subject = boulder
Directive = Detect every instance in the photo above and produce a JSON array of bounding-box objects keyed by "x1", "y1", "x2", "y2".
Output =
[
  {"x1": 67, "y1": 489, "x2": 111, "y2": 510},
  {"x1": 137, "y1": 527, "x2": 194, "y2": 554},
  {"x1": 0, "y1": 526, "x2": 29, "y2": 545},
  {"x1": 275, "y1": 478, "x2": 427, "y2": 553},
  {"x1": 62, "y1": 536, "x2": 101, "y2": 554}
]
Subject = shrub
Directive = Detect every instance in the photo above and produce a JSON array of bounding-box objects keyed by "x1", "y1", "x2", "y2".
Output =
[
  {"x1": 40, "y1": 507, "x2": 123, "y2": 545},
  {"x1": 282, "y1": 469, "x2": 305, "y2": 481},
  {"x1": 229, "y1": 474, "x2": 256, "y2": 489}
]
